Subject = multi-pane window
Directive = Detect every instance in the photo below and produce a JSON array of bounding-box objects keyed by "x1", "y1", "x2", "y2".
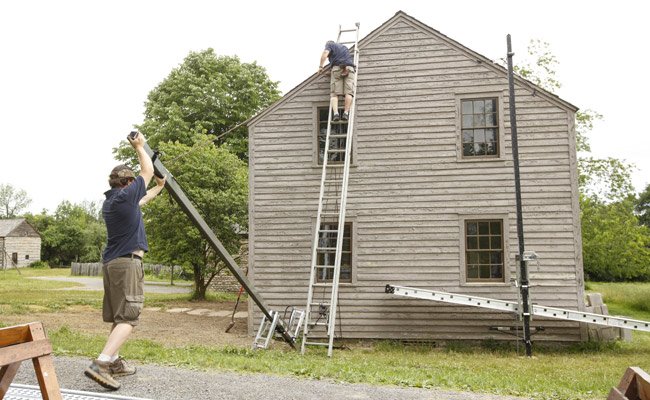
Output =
[
  {"x1": 461, "y1": 98, "x2": 498, "y2": 157},
  {"x1": 318, "y1": 107, "x2": 348, "y2": 164},
  {"x1": 317, "y1": 222, "x2": 352, "y2": 283},
  {"x1": 465, "y1": 220, "x2": 504, "y2": 282}
]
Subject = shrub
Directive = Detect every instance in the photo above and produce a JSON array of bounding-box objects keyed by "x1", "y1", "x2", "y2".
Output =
[{"x1": 29, "y1": 260, "x2": 50, "y2": 269}]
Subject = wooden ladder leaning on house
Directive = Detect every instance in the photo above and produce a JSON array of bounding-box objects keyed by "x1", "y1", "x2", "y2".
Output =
[{"x1": 302, "y1": 22, "x2": 360, "y2": 358}]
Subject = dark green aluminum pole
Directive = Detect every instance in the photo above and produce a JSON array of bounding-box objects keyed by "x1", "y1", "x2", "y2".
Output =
[
  {"x1": 142, "y1": 143, "x2": 295, "y2": 348},
  {"x1": 507, "y1": 34, "x2": 532, "y2": 357}
]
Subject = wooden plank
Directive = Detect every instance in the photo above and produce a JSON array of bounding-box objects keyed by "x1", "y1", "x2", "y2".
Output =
[
  {"x1": 28, "y1": 323, "x2": 62, "y2": 400},
  {"x1": 32, "y1": 355, "x2": 62, "y2": 400},
  {"x1": 607, "y1": 387, "x2": 628, "y2": 400},
  {"x1": 0, "y1": 339, "x2": 53, "y2": 366},
  {"x1": 0, "y1": 362, "x2": 21, "y2": 398},
  {"x1": 633, "y1": 367, "x2": 650, "y2": 400},
  {"x1": 0, "y1": 324, "x2": 31, "y2": 347}
]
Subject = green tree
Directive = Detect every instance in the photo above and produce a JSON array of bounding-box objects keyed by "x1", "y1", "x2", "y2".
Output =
[
  {"x1": 513, "y1": 40, "x2": 562, "y2": 93},
  {"x1": 141, "y1": 136, "x2": 248, "y2": 298},
  {"x1": 580, "y1": 196, "x2": 650, "y2": 281},
  {"x1": 115, "y1": 48, "x2": 280, "y2": 163},
  {"x1": 0, "y1": 183, "x2": 32, "y2": 218},
  {"x1": 35, "y1": 200, "x2": 106, "y2": 265},
  {"x1": 635, "y1": 183, "x2": 650, "y2": 228},
  {"x1": 113, "y1": 49, "x2": 276, "y2": 298},
  {"x1": 24, "y1": 211, "x2": 56, "y2": 261},
  {"x1": 516, "y1": 40, "x2": 649, "y2": 281}
]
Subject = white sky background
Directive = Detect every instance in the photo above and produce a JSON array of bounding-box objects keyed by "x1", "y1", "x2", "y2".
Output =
[{"x1": 1, "y1": 0, "x2": 648, "y2": 214}]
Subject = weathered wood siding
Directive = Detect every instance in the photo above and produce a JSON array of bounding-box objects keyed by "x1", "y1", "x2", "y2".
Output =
[
  {"x1": 248, "y1": 13, "x2": 584, "y2": 342},
  {"x1": 2, "y1": 237, "x2": 41, "y2": 269}
]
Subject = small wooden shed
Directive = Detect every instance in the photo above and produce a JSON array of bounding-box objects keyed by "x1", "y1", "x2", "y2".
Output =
[
  {"x1": 0, "y1": 219, "x2": 42, "y2": 269},
  {"x1": 247, "y1": 11, "x2": 586, "y2": 342}
]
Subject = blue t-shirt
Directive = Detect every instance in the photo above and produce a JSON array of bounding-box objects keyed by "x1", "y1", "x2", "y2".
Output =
[
  {"x1": 325, "y1": 42, "x2": 355, "y2": 68},
  {"x1": 102, "y1": 176, "x2": 149, "y2": 263}
]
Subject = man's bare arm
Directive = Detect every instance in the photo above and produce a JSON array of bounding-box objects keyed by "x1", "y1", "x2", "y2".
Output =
[
  {"x1": 128, "y1": 132, "x2": 154, "y2": 186},
  {"x1": 139, "y1": 174, "x2": 166, "y2": 206}
]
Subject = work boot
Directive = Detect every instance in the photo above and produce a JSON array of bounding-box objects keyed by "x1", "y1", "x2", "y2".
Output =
[
  {"x1": 332, "y1": 112, "x2": 340, "y2": 121},
  {"x1": 84, "y1": 359, "x2": 121, "y2": 390},
  {"x1": 342, "y1": 112, "x2": 349, "y2": 121},
  {"x1": 109, "y1": 357, "x2": 137, "y2": 377}
]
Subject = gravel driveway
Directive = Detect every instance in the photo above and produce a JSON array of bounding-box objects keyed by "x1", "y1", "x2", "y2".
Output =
[{"x1": 12, "y1": 356, "x2": 526, "y2": 400}]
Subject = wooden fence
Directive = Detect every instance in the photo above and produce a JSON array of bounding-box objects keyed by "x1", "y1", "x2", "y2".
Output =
[{"x1": 71, "y1": 262, "x2": 180, "y2": 278}]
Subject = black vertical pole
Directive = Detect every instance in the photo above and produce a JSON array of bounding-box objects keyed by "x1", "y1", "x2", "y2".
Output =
[{"x1": 507, "y1": 34, "x2": 532, "y2": 357}]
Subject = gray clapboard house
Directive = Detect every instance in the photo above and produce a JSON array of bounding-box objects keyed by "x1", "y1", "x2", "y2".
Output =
[
  {"x1": 247, "y1": 11, "x2": 586, "y2": 342},
  {"x1": 0, "y1": 219, "x2": 41, "y2": 269}
]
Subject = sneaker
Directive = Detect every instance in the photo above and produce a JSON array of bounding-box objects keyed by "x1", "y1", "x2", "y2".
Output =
[
  {"x1": 332, "y1": 113, "x2": 340, "y2": 121},
  {"x1": 84, "y1": 360, "x2": 121, "y2": 390},
  {"x1": 342, "y1": 112, "x2": 349, "y2": 121},
  {"x1": 109, "y1": 357, "x2": 137, "y2": 377}
]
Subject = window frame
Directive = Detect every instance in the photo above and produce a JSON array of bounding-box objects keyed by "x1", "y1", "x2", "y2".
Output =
[
  {"x1": 311, "y1": 216, "x2": 357, "y2": 285},
  {"x1": 458, "y1": 214, "x2": 511, "y2": 286},
  {"x1": 312, "y1": 103, "x2": 356, "y2": 168},
  {"x1": 455, "y1": 93, "x2": 506, "y2": 162}
]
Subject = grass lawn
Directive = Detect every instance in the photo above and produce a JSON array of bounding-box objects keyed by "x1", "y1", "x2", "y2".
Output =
[{"x1": 2, "y1": 268, "x2": 649, "y2": 399}]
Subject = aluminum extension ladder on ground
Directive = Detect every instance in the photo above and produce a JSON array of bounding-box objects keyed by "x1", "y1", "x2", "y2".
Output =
[
  {"x1": 385, "y1": 284, "x2": 650, "y2": 333},
  {"x1": 253, "y1": 308, "x2": 305, "y2": 349},
  {"x1": 302, "y1": 22, "x2": 361, "y2": 358}
]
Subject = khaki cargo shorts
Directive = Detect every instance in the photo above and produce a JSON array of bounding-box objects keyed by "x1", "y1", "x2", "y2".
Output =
[
  {"x1": 330, "y1": 65, "x2": 355, "y2": 96},
  {"x1": 102, "y1": 257, "x2": 144, "y2": 326}
]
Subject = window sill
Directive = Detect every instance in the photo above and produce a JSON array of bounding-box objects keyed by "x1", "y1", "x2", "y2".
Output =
[
  {"x1": 456, "y1": 156, "x2": 504, "y2": 163},
  {"x1": 460, "y1": 281, "x2": 512, "y2": 287},
  {"x1": 312, "y1": 163, "x2": 358, "y2": 170}
]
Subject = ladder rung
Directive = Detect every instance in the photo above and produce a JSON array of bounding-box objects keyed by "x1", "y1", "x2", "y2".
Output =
[
  {"x1": 312, "y1": 283, "x2": 333, "y2": 288},
  {"x1": 329, "y1": 134, "x2": 347, "y2": 138},
  {"x1": 319, "y1": 229, "x2": 338, "y2": 233},
  {"x1": 309, "y1": 302, "x2": 330, "y2": 306},
  {"x1": 330, "y1": 120, "x2": 348, "y2": 125},
  {"x1": 304, "y1": 341, "x2": 330, "y2": 346},
  {"x1": 340, "y1": 28, "x2": 356, "y2": 32},
  {"x1": 316, "y1": 247, "x2": 336, "y2": 251},
  {"x1": 326, "y1": 164, "x2": 345, "y2": 168},
  {"x1": 325, "y1": 179, "x2": 343, "y2": 183},
  {"x1": 327, "y1": 149, "x2": 346, "y2": 153},
  {"x1": 313, "y1": 265, "x2": 336, "y2": 269}
]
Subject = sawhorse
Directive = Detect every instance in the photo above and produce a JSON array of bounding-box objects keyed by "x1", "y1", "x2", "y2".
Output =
[
  {"x1": 609, "y1": 367, "x2": 650, "y2": 400},
  {"x1": 0, "y1": 322, "x2": 61, "y2": 400}
]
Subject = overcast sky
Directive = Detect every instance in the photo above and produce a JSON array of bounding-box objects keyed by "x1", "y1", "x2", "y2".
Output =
[{"x1": 1, "y1": 0, "x2": 648, "y2": 214}]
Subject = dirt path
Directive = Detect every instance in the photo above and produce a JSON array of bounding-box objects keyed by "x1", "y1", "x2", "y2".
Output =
[{"x1": 1, "y1": 299, "x2": 253, "y2": 347}]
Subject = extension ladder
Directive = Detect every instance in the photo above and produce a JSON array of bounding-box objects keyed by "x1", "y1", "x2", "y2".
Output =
[
  {"x1": 253, "y1": 308, "x2": 305, "y2": 349},
  {"x1": 302, "y1": 23, "x2": 360, "y2": 357}
]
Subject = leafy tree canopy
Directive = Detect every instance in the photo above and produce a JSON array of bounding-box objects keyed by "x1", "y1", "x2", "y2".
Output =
[
  {"x1": 141, "y1": 136, "x2": 248, "y2": 298},
  {"x1": 25, "y1": 200, "x2": 106, "y2": 265},
  {"x1": 0, "y1": 183, "x2": 32, "y2": 218},
  {"x1": 517, "y1": 40, "x2": 649, "y2": 281},
  {"x1": 635, "y1": 183, "x2": 650, "y2": 228},
  {"x1": 114, "y1": 48, "x2": 280, "y2": 164}
]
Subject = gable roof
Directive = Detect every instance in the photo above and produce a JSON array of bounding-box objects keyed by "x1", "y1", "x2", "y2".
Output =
[
  {"x1": 0, "y1": 219, "x2": 40, "y2": 238},
  {"x1": 248, "y1": 10, "x2": 577, "y2": 127}
]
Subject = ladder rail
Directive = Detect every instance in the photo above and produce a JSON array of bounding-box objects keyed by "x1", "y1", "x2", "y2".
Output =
[
  {"x1": 303, "y1": 22, "x2": 360, "y2": 357},
  {"x1": 302, "y1": 34, "x2": 339, "y2": 354},
  {"x1": 327, "y1": 23, "x2": 360, "y2": 356},
  {"x1": 385, "y1": 284, "x2": 650, "y2": 333}
]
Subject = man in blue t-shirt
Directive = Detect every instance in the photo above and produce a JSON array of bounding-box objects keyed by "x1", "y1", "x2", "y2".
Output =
[
  {"x1": 319, "y1": 40, "x2": 356, "y2": 121},
  {"x1": 84, "y1": 132, "x2": 165, "y2": 391}
]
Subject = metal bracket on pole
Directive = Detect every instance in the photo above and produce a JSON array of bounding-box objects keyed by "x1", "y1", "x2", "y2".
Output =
[{"x1": 141, "y1": 142, "x2": 296, "y2": 349}]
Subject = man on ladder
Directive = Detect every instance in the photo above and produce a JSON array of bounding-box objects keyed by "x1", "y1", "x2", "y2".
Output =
[{"x1": 319, "y1": 40, "x2": 356, "y2": 121}]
